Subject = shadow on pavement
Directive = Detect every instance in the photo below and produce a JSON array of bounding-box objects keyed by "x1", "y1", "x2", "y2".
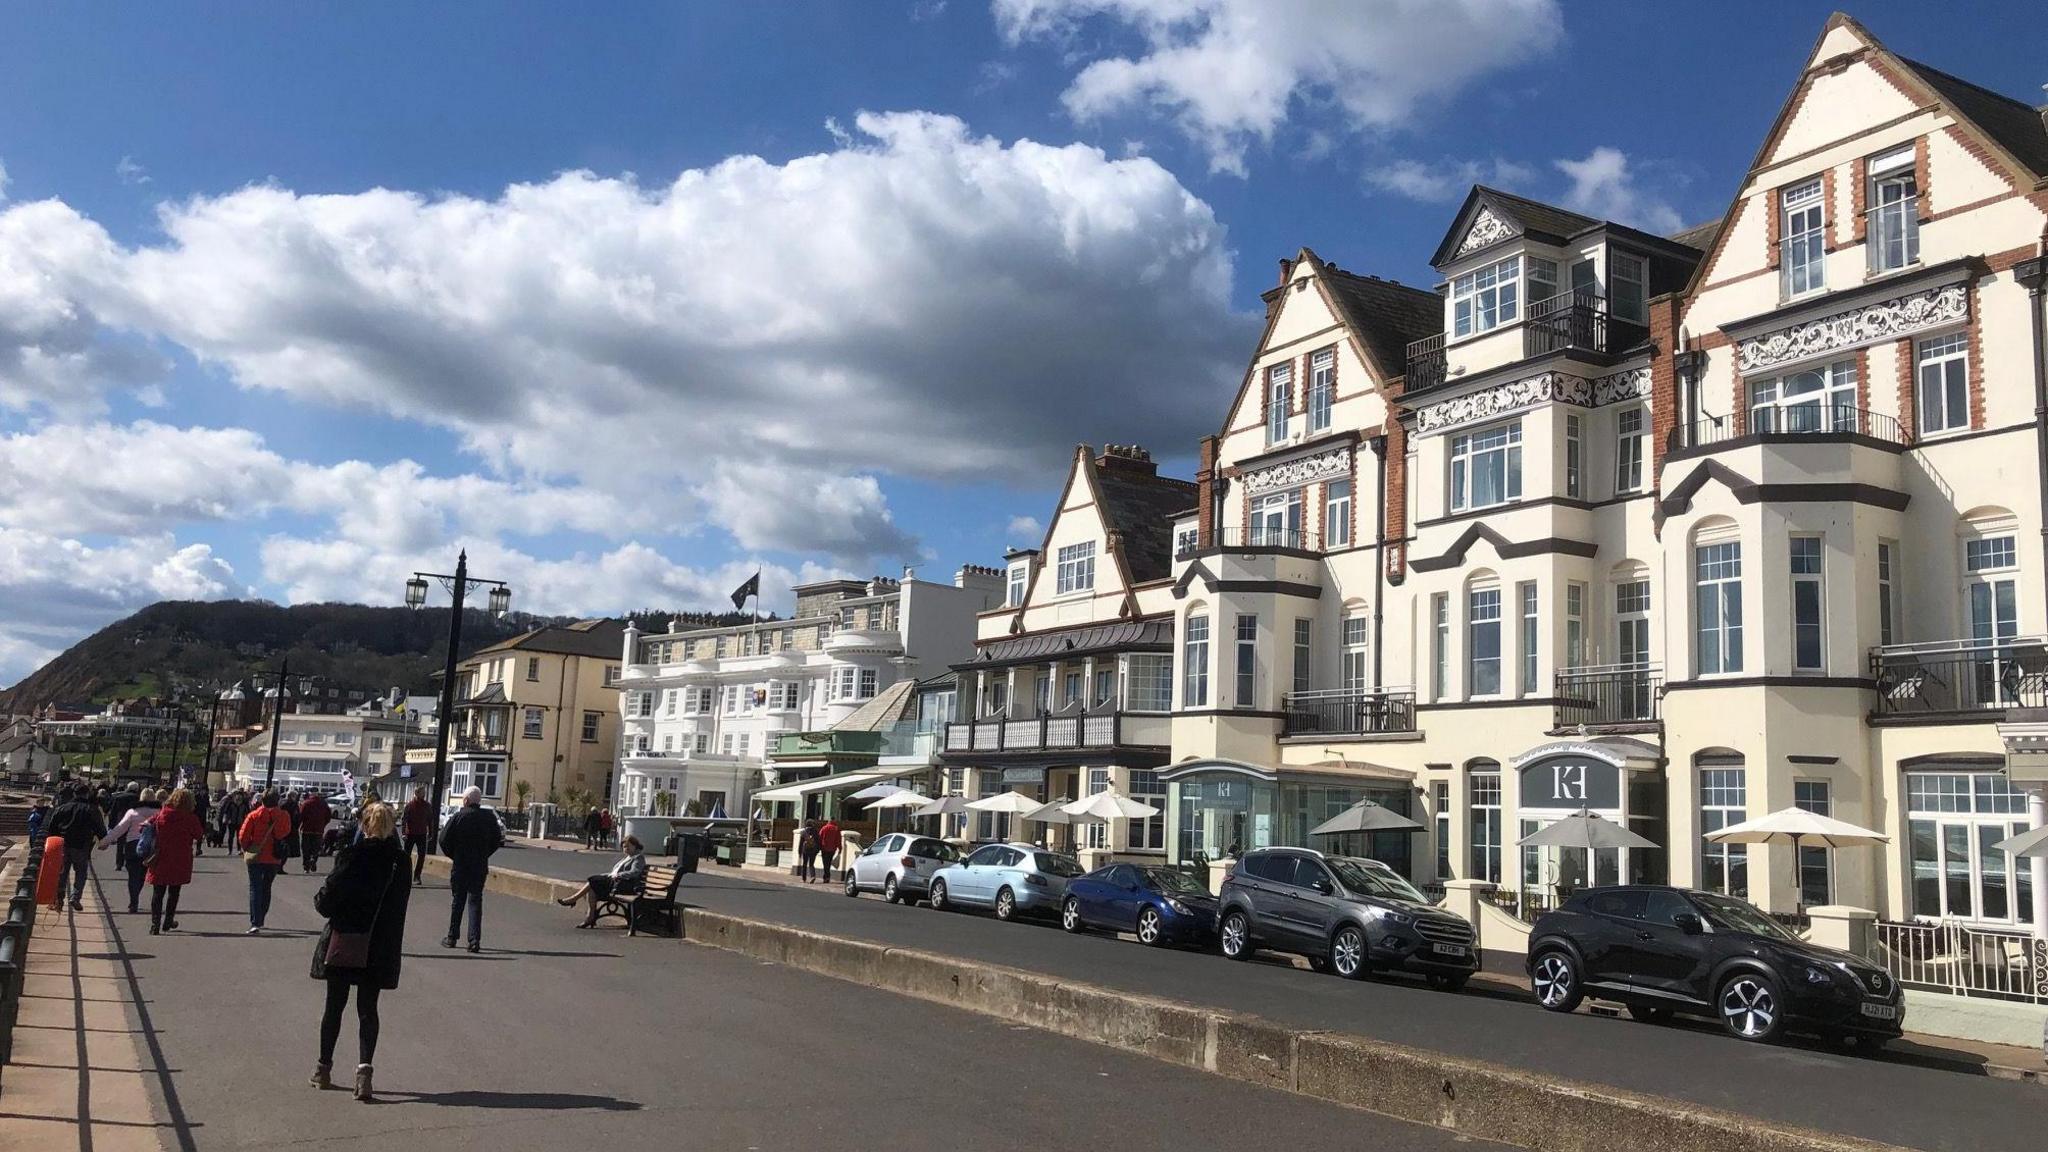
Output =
[
  {"x1": 482, "y1": 948, "x2": 624, "y2": 958},
  {"x1": 378, "y1": 1090, "x2": 642, "y2": 1111}
]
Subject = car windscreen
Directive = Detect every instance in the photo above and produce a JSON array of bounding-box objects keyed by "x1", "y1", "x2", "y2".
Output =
[
  {"x1": 1033, "y1": 852, "x2": 1084, "y2": 877},
  {"x1": 1327, "y1": 857, "x2": 1429, "y2": 904},
  {"x1": 1692, "y1": 893, "x2": 1797, "y2": 941},
  {"x1": 910, "y1": 839, "x2": 957, "y2": 861},
  {"x1": 1141, "y1": 867, "x2": 1209, "y2": 896}
]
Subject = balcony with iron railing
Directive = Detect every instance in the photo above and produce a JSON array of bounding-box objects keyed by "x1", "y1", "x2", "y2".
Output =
[
  {"x1": 1523, "y1": 289, "x2": 1648, "y2": 360},
  {"x1": 1280, "y1": 688, "x2": 1417, "y2": 738},
  {"x1": 1179, "y1": 526, "x2": 1328, "y2": 560},
  {"x1": 1554, "y1": 664, "x2": 1662, "y2": 730},
  {"x1": 1667, "y1": 403, "x2": 1904, "y2": 453},
  {"x1": 1871, "y1": 637, "x2": 2048, "y2": 719},
  {"x1": 943, "y1": 710, "x2": 1170, "y2": 754},
  {"x1": 1405, "y1": 332, "x2": 1447, "y2": 394}
]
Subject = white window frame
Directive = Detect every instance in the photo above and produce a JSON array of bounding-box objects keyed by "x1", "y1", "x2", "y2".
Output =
[
  {"x1": 1749, "y1": 359, "x2": 1857, "y2": 435},
  {"x1": 1469, "y1": 767, "x2": 1502, "y2": 884},
  {"x1": 1610, "y1": 250, "x2": 1648, "y2": 323},
  {"x1": 1695, "y1": 540, "x2": 1745, "y2": 676},
  {"x1": 1790, "y1": 535, "x2": 1826, "y2": 672},
  {"x1": 1324, "y1": 480, "x2": 1351, "y2": 549},
  {"x1": 1452, "y1": 255, "x2": 1521, "y2": 338},
  {"x1": 1915, "y1": 331, "x2": 1969, "y2": 438},
  {"x1": 1794, "y1": 779, "x2": 1834, "y2": 907},
  {"x1": 858, "y1": 668, "x2": 878, "y2": 699},
  {"x1": 1615, "y1": 579, "x2": 1651, "y2": 667},
  {"x1": 1340, "y1": 616, "x2": 1369, "y2": 693},
  {"x1": 522, "y1": 707, "x2": 544, "y2": 740},
  {"x1": 1867, "y1": 146, "x2": 1919, "y2": 274},
  {"x1": 1448, "y1": 421, "x2": 1522, "y2": 512},
  {"x1": 1250, "y1": 489, "x2": 1305, "y2": 548},
  {"x1": 1291, "y1": 618, "x2": 1312, "y2": 696},
  {"x1": 1565, "y1": 582, "x2": 1587, "y2": 669},
  {"x1": 1307, "y1": 348, "x2": 1335, "y2": 433},
  {"x1": 1780, "y1": 178, "x2": 1826, "y2": 298},
  {"x1": 1054, "y1": 542, "x2": 1096, "y2": 596},
  {"x1": 1233, "y1": 614, "x2": 1259, "y2": 709},
  {"x1": 1182, "y1": 615, "x2": 1210, "y2": 708},
  {"x1": 1468, "y1": 586, "x2": 1503, "y2": 698},
  {"x1": 1126, "y1": 654, "x2": 1172, "y2": 713},
  {"x1": 1431, "y1": 593, "x2": 1450, "y2": 700},
  {"x1": 1700, "y1": 763, "x2": 1748, "y2": 896},
  {"x1": 1173, "y1": 525, "x2": 1199, "y2": 560},
  {"x1": 1563, "y1": 413, "x2": 1583, "y2": 499},
  {"x1": 1614, "y1": 407, "x2": 1645, "y2": 493},
  {"x1": 1877, "y1": 541, "x2": 1900, "y2": 648},
  {"x1": 1266, "y1": 362, "x2": 1292, "y2": 445},
  {"x1": 1517, "y1": 582, "x2": 1539, "y2": 697}
]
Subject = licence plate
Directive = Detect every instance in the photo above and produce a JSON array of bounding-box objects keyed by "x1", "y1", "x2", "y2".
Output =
[
  {"x1": 1860, "y1": 1002, "x2": 1898, "y2": 1020},
  {"x1": 1431, "y1": 943, "x2": 1466, "y2": 957}
]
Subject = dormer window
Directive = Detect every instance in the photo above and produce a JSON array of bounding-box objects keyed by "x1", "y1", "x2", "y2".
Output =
[
  {"x1": 1452, "y1": 256, "x2": 1521, "y2": 337},
  {"x1": 1610, "y1": 251, "x2": 1648, "y2": 323},
  {"x1": 1265, "y1": 363, "x2": 1292, "y2": 445},
  {"x1": 1006, "y1": 563, "x2": 1027, "y2": 607}
]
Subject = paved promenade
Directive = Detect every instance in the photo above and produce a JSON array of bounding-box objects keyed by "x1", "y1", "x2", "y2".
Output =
[
  {"x1": 3, "y1": 854, "x2": 1503, "y2": 1151},
  {"x1": 496, "y1": 841, "x2": 2047, "y2": 1152}
]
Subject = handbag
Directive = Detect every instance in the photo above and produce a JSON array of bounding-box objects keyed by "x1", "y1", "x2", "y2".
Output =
[
  {"x1": 314, "y1": 861, "x2": 397, "y2": 978},
  {"x1": 242, "y1": 813, "x2": 276, "y2": 863},
  {"x1": 135, "y1": 818, "x2": 159, "y2": 868}
]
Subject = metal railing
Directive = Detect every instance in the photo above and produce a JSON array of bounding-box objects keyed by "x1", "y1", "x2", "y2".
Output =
[
  {"x1": 1554, "y1": 665, "x2": 1662, "y2": 728},
  {"x1": 1405, "y1": 332, "x2": 1447, "y2": 394},
  {"x1": 1524, "y1": 289, "x2": 1648, "y2": 359},
  {"x1": 945, "y1": 711, "x2": 1157, "y2": 753},
  {"x1": 1197, "y1": 526, "x2": 1325, "y2": 555},
  {"x1": 1669, "y1": 403, "x2": 1902, "y2": 450},
  {"x1": 1865, "y1": 197, "x2": 1920, "y2": 274},
  {"x1": 2, "y1": 843, "x2": 43, "y2": 1067},
  {"x1": 1871, "y1": 637, "x2": 2048, "y2": 716},
  {"x1": 1280, "y1": 688, "x2": 1417, "y2": 737},
  {"x1": 1483, "y1": 886, "x2": 1561, "y2": 923},
  {"x1": 1875, "y1": 920, "x2": 2048, "y2": 1004}
]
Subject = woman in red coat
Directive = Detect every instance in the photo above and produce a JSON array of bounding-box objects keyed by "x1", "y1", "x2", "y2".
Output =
[{"x1": 145, "y1": 788, "x2": 207, "y2": 935}]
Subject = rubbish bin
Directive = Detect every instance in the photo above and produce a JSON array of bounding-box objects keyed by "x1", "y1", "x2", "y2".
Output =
[{"x1": 674, "y1": 831, "x2": 706, "y2": 874}]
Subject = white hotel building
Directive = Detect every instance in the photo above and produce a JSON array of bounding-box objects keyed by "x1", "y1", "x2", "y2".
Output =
[
  {"x1": 613, "y1": 572, "x2": 1002, "y2": 816},
  {"x1": 1151, "y1": 13, "x2": 2048, "y2": 936}
]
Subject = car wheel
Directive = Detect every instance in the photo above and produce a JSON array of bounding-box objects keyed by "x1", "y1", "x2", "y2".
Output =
[
  {"x1": 1531, "y1": 950, "x2": 1583, "y2": 1013},
  {"x1": 994, "y1": 887, "x2": 1017, "y2": 922},
  {"x1": 1427, "y1": 972, "x2": 1470, "y2": 993},
  {"x1": 844, "y1": 872, "x2": 860, "y2": 898},
  {"x1": 1717, "y1": 973, "x2": 1785, "y2": 1043},
  {"x1": 1061, "y1": 897, "x2": 1085, "y2": 933},
  {"x1": 1218, "y1": 911, "x2": 1253, "y2": 960},
  {"x1": 1136, "y1": 907, "x2": 1164, "y2": 947},
  {"x1": 1627, "y1": 1004, "x2": 1673, "y2": 1025},
  {"x1": 1331, "y1": 925, "x2": 1369, "y2": 980},
  {"x1": 929, "y1": 879, "x2": 949, "y2": 912},
  {"x1": 882, "y1": 875, "x2": 900, "y2": 905}
]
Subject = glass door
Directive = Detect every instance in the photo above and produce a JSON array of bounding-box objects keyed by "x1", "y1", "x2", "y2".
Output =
[
  {"x1": 1250, "y1": 491, "x2": 1303, "y2": 548},
  {"x1": 1968, "y1": 575, "x2": 2018, "y2": 706}
]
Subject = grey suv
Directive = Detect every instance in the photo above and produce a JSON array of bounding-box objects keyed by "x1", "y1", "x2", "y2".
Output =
[{"x1": 1217, "y1": 848, "x2": 1478, "y2": 990}]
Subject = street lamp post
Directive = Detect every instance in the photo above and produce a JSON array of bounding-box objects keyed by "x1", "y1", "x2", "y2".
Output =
[
  {"x1": 262, "y1": 659, "x2": 290, "y2": 791},
  {"x1": 405, "y1": 550, "x2": 511, "y2": 853}
]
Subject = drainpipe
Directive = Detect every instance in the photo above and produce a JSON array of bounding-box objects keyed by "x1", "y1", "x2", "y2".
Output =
[
  {"x1": 2014, "y1": 251, "x2": 2048, "y2": 940},
  {"x1": 1370, "y1": 435, "x2": 1389, "y2": 690}
]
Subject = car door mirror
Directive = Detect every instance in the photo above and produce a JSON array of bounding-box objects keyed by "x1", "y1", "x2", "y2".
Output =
[
  {"x1": 1673, "y1": 912, "x2": 1703, "y2": 936},
  {"x1": 1309, "y1": 877, "x2": 1333, "y2": 896}
]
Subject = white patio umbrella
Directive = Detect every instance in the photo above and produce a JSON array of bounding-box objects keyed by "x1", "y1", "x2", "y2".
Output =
[
  {"x1": 1023, "y1": 797, "x2": 1077, "y2": 824},
  {"x1": 1992, "y1": 824, "x2": 2048, "y2": 858},
  {"x1": 969, "y1": 790, "x2": 1045, "y2": 840},
  {"x1": 1705, "y1": 807, "x2": 1889, "y2": 909},
  {"x1": 848, "y1": 783, "x2": 905, "y2": 801},
  {"x1": 913, "y1": 795, "x2": 969, "y2": 818},
  {"x1": 1516, "y1": 810, "x2": 1658, "y2": 851},
  {"x1": 1062, "y1": 790, "x2": 1162, "y2": 822},
  {"x1": 1310, "y1": 799, "x2": 1425, "y2": 837},
  {"x1": 866, "y1": 789, "x2": 934, "y2": 810}
]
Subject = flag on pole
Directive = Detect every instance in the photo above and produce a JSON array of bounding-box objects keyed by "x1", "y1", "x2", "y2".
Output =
[{"x1": 730, "y1": 571, "x2": 760, "y2": 610}]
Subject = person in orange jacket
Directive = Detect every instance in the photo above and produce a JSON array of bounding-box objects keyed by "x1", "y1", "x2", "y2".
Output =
[{"x1": 238, "y1": 790, "x2": 294, "y2": 934}]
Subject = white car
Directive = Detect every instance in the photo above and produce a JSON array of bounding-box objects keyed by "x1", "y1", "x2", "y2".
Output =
[
  {"x1": 845, "y1": 832, "x2": 961, "y2": 904},
  {"x1": 439, "y1": 805, "x2": 509, "y2": 837}
]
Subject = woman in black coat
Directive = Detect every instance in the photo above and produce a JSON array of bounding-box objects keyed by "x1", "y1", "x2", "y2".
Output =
[{"x1": 310, "y1": 801, "x2": 411, "y2": 1101}]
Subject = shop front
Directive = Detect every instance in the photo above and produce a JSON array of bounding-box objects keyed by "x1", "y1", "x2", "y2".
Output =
[
  {"x1": 1162, "y1": 758, "x2": 1417, "y2": 877},
  {"x1": 1506, "y1": 737, "x2": 1667, "y2": 907}
]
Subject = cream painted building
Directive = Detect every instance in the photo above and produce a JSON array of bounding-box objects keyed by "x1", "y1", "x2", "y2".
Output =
[
  {"x1": 614, "y1": 572, "x2": 1001, "y2": 817},
  {"x1": 938, "y1": 444, "x2": 1192, "y2": 860},
  {"x1": 1159, "y1": 13, "x2": 2048, "y2": 931}
]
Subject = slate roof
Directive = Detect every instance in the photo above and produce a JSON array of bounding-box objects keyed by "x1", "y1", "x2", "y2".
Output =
[
  {"x1": 1476, "y1": 186, "x2": 1602, "y2": 243},
  {"x1": 469, "y1": 619, "x2": 627, "y2": 662},
  {"x1": 1320, "y1": 266, "x2": 1444, "y2": 380},
  {"x1": 831, "y1": 679, "x2": 919, "y2": 732},
  {"x1": 967, "y1": 619, "x2": 1173, "y2": 668},
  {"x1": 1667, "y1": 220, "x2": 1724, "y2": 254},
  {"x1": 1901, "y1": 57, "x2": 2048, "y2": 180},
  {"x1": 1095, "y1": 466, "x2": 1197, "y2": 585}
]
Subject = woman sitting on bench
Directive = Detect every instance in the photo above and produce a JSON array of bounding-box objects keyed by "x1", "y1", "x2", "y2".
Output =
[{"x1": 556, "y1": 835, "x2": 648, "y2": 928}]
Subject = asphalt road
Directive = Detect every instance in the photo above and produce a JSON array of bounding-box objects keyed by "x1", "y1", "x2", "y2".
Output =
[
  {"x1": 84, "y1": 856, "x2": 1504, "y2": 1151},
  {"x1": 498, "y1": 843, "x2": 2046, "y2": 1152}
]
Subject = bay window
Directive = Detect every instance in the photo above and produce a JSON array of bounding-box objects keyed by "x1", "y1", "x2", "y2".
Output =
[
  {"x1": 1452, "y1": 256, "x2": 1521, "y2": 337},
  {"x1": 1610, "y1": 250, "x2": 1648, "y2": 322},
  {"x1": 1125, "y1": 655, "x2": 1172, "y2": 712},
  {"x1": 1749, "y1": 359, "x2": 1856, "y2": 435},
  {"x1": 1234, "y1": 614, "x2": 1259, "y2": 708},
  {"x1": 1699, "y1": 762, "x2": 1748, "y2": 897},
  {"x1": 1449, "y1": 421, "x2": 1522, "y2": 511}
]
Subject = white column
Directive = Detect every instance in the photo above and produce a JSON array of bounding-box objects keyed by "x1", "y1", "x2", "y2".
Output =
[{"x1": 2030, "y1": 788, "x2": 2047, "y2": 942}]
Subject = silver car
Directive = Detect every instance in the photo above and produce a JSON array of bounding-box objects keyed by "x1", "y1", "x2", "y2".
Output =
[
  {"x1": 845, "y1": 832, "x2": 960, "y2": 904},
  {"x1": 927, "y1": 842, "x2": 1083, "y2": 921}
]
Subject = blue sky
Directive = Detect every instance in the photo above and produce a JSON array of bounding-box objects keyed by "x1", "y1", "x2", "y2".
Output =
[{"x1": 1, "y1": 1, "x2": 2042, "y2": 686}]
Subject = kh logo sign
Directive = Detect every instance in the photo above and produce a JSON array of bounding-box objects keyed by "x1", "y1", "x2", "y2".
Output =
[
  {"x1": 1552, "y1": 762, "x2": 1588, "y2": 802},
  {"x1": 1519, "y1": 754, "x2": 1622, "y2": 809}
]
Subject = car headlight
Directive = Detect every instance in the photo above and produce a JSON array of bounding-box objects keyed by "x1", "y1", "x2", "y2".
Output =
[
  {"x1": 1368, "y1": 907, "x2": 1414, "y2": 926},
  {"x1": 1164, "y1": 898, "x2": 1190, "y2": 914},
  {"x1": 1803, "y1": 965, "x2": 1833, "y2": 986}
]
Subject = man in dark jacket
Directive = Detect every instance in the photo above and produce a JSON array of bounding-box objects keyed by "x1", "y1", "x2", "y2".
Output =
[
  {"x1": 402, "y1": 787, "x2": 433, "y2": 882},
  {"x1": 299, "y1": 792, "x2": 333, "y2": 873},
  {"x1": 46, "y1": 785, "x2": 109, "y2": 913},
  {"x1": 219, "y1": 788, "x2": 250, "y2": 849},
  {"x1": 439, "y1": 787, "x2": 503, "y2": 953}
]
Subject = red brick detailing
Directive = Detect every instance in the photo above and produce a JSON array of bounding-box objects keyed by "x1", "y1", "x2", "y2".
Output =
[
  {"x1": 1985, "y1": 243, "x2": 2039, "y2": 273},
  {"x1": 1383, "y1": 401, "x2": 1408, "y2": 581},
  {"x1": 1732, "y1": 372, "x2": 1748, "y2": 436},
  {"x1": 1240, "y1": 484, "x2": 1250, "y2": 541},
  {"x1": 1647, "y1": 296, "x2": 1679, "y2": 478},
  {"x1": 1325, "y1": 342, "x2": 1340, "y2": 403},
  {"x1": 1821, "y1": 167, "x2": 1839, "y2": 251},
  {"x1": 1914, "y1": 135, "x2": 1932, "y2": 220},
  {"x1": 1894, "y1": 337, "x2": 1917, "y2": 445},
  {"x1": 1693, "y1": 330, "x2": 1734, "y2": 351},
  {"x1": 1765, "y1": 189, "x2": 1781, "y2": 270},
  {"x1": 1347, "y1": 445, "x2": 1360, "y2": 547},
  {"x1": 1258, "y1": 362, "x2": 1272, "y2": 430},
  {"x1": 1854, "y1": 346, "x2": 1871, "y2": 418},
  {"x1": 1195, "y1": 436, "x2": 1217, "y2": 549},
  {"x1": 1295, "y1": 354, "x2": 1308, "y2": 416},
  {"x1": 1941, "y1": 123, "x2": 2031, "y2": 198},
  {"x1": 1850, "y1": 156, "x2": 1868, "y2": 243},
  {"x1": 1967, "y1": 281, "x2": 1986, "y2": 431}
]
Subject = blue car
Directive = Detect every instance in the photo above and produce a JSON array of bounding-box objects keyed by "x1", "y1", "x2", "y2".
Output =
[{"x1": 1060, "y1": 863, "x2": 1218, "y2": 947}]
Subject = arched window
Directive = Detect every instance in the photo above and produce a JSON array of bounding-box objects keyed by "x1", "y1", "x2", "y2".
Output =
[
  {"x1": 1696, "y1": 750, "x2": 1747, "y2": 896},
  {"x1": 1181, "y1": 604, "x2": 1211, "y2": 709}
]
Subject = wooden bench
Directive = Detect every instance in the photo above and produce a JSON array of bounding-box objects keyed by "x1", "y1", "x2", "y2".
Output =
[{"x1": 593, "y1": 864, "x2": 682, "y2": 937}]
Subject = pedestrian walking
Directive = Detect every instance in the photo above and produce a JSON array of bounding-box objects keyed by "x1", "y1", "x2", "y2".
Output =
[
  {"x1": 555, "y1": 835, "x2": 647, "y2": 927},
  {"x1": 220, "y1": 788, "x2": 250, "y2": 849},
  {"x1": 796, "y1": 819, "x2": 820, "y2": 883},
  {"x1": 144, "y1": 788, "x2": 206, "y2": 935},
  {"x1": 26, "y1": 794, "x2": 51, "y2": 842},
  {"x1": 107, "y1": 782, "x2": 141, "y2": 873},
  {"x1": 817, "y1": 817, "x2": 842, "y2": 884},
  {"x1": 439, "y1": 787, "x2": 503, "y2": 953},
  {"x1": 401, "y1": 787, "x2": 433, "y2": 882},
  {"x1": 299, "y1": 792, "x2": 333, "y2": 873},
  {"x1": 310, "y1": 801, "x2": 411, "y2": 1101},
  {"x1": 581, "y1": 805, "x2": 602, "y2": 850},
  {"x1": 597, "y1": 807, "x2": 615, "y2": 850},
  {"x1": 191, "y1": 787, "x2": 210, "y2": 856},
  {"x1": 239, "y1": 789, "x2": 294, "y2": 933},
  {"x1": 280, "y1": 792, "x2": 302, "y2": 868},
  {"x1": 45, "y1": 785, "x2": 108, "y2": 913},
  {"x1": 98, "y1": 787, "x2": 163, "y2": 913}
]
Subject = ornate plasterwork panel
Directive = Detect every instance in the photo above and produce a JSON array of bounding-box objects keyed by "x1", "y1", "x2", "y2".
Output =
[
  {"x1": 1737, "y1": 283, "x2": 1968, "y2": 374},
  {"x1": 1452, "y1": 207, "x2": 1515, "y2": 259},
  {"x1": 1414, "y1": 372, "x2": 1590, "y2": 436},
  {"x1": 1242, "y1": 445, "x2": 1350, "y2": 494},
  {"x1": 1592, "y1": 366, "x2": 1651, "y2": 406}
]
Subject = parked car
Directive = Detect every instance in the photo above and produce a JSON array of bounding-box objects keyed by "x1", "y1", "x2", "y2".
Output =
[
  {"x1": 1526, "y1": 885, "x2": 1904, "y2": 1047},
  {"x1": 1216, "y1": 848, "x2": 1477, "y2": 989},
  {"x1": 1061, "y1": 863, "x2": 1217, "y2": 946},
  {"x1": 845, "y1": 832, "x2": 961, "y2": 903},
  {"x1": 927, "y1": 842, "x2": 1082, "y2": 921},
  {"x1": 439, "y1": 804, "x2": 509, "y2": 837}
]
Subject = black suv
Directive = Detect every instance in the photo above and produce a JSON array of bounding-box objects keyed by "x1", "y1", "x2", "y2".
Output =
[
  {"x1": 1217, "y1": 847, "x2": 1478, "y2": 989},
  {"x1": 1527, "y1": 885, "x2": 1904, "y2": 1048}
]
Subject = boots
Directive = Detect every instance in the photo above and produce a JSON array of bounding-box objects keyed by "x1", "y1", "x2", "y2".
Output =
[
  {"x1": 309, "y1": 1062, "x2": 332, "y2": 1089},
  {"x1": 353, "y1": 1064, "x2": 374, "y2": 1101}
]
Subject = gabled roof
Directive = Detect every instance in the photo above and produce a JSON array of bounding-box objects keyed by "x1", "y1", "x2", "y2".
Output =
[
  {"x1": 831, "y1": 679, "x2": 919, "y2": 733},
  {"x1": 1899, "y1": 56, "x2": 2048, "y2": 180},
  {"x1": 1430, "y1": 186, "x2": 1601, "y2": 268},
  {"x1": 1093, "y1": 463, "x2": 1198, "y2": 586},
  {"x1": 1319, "y1": 266, "x2": 1443, "y2": 384},
  {"x1": 468, "y1": 619, "x2": 627, "y2": 663}
]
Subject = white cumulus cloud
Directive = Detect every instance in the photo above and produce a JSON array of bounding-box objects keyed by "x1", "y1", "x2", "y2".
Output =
[
  {"x1": 995, "y1": 0, "x2": 1563, "y2": 175},
  {"x1": 1555, "y1": 146, "x2": 1685, "y2": 234},
  {"x1": 1365, "y1": 156, "x2": 1535, "y2": 202}
]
